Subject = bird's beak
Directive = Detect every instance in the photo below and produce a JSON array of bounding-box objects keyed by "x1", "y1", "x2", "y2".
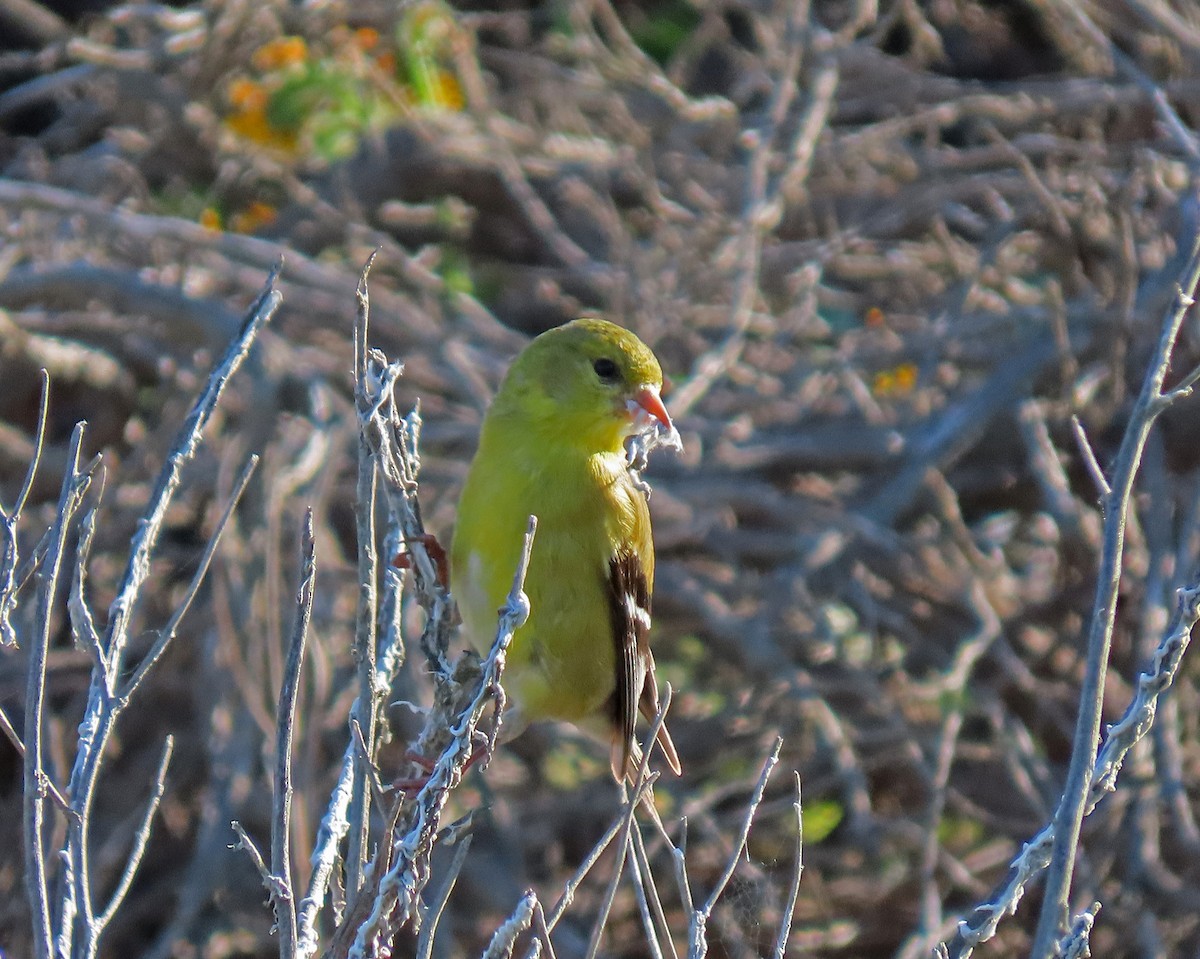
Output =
[{"x1": 628, "y1": 385, "x2": 673, "y2": 432}]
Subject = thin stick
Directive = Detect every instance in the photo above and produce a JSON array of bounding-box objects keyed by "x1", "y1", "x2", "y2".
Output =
[
  {"x1": 702, "y1": 738, "x2": 782, "y2": 915},
  {"x1": 0, "y1": 704, "x2": 70, "y2": 814},
  {"x1": 96, "y1": 736, "x2": 174, "y2": 931},
  {"x1": 1030, "y1": 232, "x2": 1200, "y2": 959},
  {"x1": 625, "y1": 838, "x2": 665, "y2": 959},
  {"x1": 6, "y1": 367, "x2": 49, "y2": 518},
  {"x1": 1070, "y1": 415, "x2": 1111, "y2": 500},
  {"x1": 539, "y1": 809, "x2": 626, "y2": 934},
  {"x1": 62, "y1": 265, "x2": 280, "y2": 959},
  {"x1": 482, "y1": 891, "x2": 537, "y2": 959},
  {"x1": 415, "y1": 835, "x2": 473, "y2": 959},
  {"x1": 771, "y1": 773, "x2": 804, "y2": 959},
  {"x1": 349, "y1": 518, "x2": 537, "y2": 956},
  {"x1": 121, "y1": 456, "x2": 259, "y2": 701},
  {"x1": 272, "y1": 509, "x2": 316, "y2": 957},
  {"x1": 584, "y1": 716, "x2": 663, "y2": 959},
  {"x1": 25, "y1": 423, "x2": 87, "y2": 959},
  {"x1": 348, "y1": 252, "x2": 381, "y2": 894},
  {"x1": 629, "y1": 811, "x2": 676, "y2": 959},
  {"x1": 530, "y1": 899, "x2": 559, "y2": 959},
  {"x1": 0, "y1": 368, "x2": 50, "y2": 648}
]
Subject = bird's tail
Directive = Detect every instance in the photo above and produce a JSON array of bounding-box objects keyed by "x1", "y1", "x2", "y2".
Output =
[{"x1": 612, "y1": 721, "x2": 682, "y2": 781}]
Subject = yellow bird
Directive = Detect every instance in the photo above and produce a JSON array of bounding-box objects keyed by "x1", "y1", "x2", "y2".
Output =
[{"x1": 451, "y1": 318, "x2": 682, "y2": 781}]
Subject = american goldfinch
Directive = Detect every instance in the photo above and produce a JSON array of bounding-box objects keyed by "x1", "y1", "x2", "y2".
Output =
[{"x1": 451, "y1": 318, "x2": 682, "y2": 781}]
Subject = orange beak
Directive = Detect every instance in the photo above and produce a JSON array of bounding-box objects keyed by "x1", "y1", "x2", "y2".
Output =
[{"x1": 631, "y1": 386, "x2": 673, "y2": 432}]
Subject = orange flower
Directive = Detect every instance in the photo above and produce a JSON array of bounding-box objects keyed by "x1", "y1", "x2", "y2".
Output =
[
  {"x1": 354, "y1": 27, "x2": 380, "y2": 50},
  {"x1": 199, "y1": 207, "x2": 222, "y2": 231},
  {"x1": 253, "y1": 36, "x2": 308, "y2": 71},
  {"x1": 224, "y1": 106, "x2": 298, "y2": 152},
  {"x1": 228, "y1": 77, "x2": 268, "y2": 111},
  {"x1": 230, "y1": 201, "x2": 278, "y2": 234}
]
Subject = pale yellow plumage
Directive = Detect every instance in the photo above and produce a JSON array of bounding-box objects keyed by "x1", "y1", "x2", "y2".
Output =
[{"x1": 451, "y1": 319, "x2": 681, "y2": 780}]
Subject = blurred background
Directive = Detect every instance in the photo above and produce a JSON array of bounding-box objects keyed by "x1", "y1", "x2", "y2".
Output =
[{"x1": 3, "y1": 0, "x2": 1200, "y2": 956}]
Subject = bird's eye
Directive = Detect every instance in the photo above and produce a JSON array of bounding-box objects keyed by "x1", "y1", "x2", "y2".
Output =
[{"x1": 593, "y1": 358, "x2": 620, "y2": 381}]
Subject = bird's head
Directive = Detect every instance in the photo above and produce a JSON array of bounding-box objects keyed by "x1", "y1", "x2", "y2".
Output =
[{"x1": 498, "y1": 318, "x2": 674, "y2": 454}]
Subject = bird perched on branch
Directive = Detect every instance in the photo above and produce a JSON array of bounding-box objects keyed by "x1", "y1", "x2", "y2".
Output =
[{"x1": 451, "y1": 318, "x2": 682, "y2": 781}]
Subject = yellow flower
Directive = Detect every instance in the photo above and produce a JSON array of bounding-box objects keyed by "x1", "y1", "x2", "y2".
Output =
[
  {"x1": 199, "y1": 207, "x2": 222, "y2": 231},
  {"x1": 872, "y1": 362, "x2": 919, "y2": 396}
]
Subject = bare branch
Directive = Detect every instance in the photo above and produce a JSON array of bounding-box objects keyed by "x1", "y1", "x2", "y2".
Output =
[
  {"x1": 415, "y1": 835, "x2": 473, "y2": 959},
  {"x1": 1031, "y1": 231, "x2": 1200, "y2": 959},
  {"x1": 0, "y1": 704, "x2": 70, "y2": 814},
  {"x1": 348, "y1": 517, "x2": 537, "y2": 956},
  {"x1": 25, "y1": 423, "x2": 88, "y2": 959},
  {"x1": 701, "y1": 737, "x2": 782, "y2": 916},
  {"x1": 1071, "y1": 415, "x2": 1111, "y2": 500},
  {"x1": 121, "y1": 455, "x2": 258, "y2": 701},
  {"x1": 771, "y1": 773, "x2": 804, "y2": 959},
  {"x1": 0, "y1": 368, "x2": 50, "y2": 648},
  {"x1": 96, "y1": 736, "x2": 174, "y2": 931},
  {"x1": 348, "y1": 253, "x2": 382, "y2": 895},
  {"x1": 271, "y1": 509, "x2": 316, "y2": 958}
]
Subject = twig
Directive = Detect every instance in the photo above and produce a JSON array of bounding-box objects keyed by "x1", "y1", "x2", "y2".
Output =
[
  {"x1": 271, "y1": 509, "x2": 316, "y2": 958},
  {"x1": 24, "y1": 424, "x2": 88, "y2": 959},
  {"x1": 482, "y1": 891, "x2": 537, "y2": 959},
  {"x1": 1056, "y1": 902, "x2": 1101, "y2": 959},
  {"x1": 1030, "y1": 231, "x2": 1200, "y2": 959},
  {"x1": 538, "y1": 808, "x2": 626, "y2": 936},
  {"x1": 670, "y1": 2, "x2": 810, "y2": 418},
  {"x1": 298, "y1": 746, "x2": 354, "y2": 958},
  {"x1": 701, "y1": 737, "x2": 782, "y2": 917},
  {"x1": 628, "y1": 820, "x2": 667, "y2": 959},
  {"x1": 943, "y1": 545, "x2": 1200, "y2": 956},
  {"x1": 233, "y1": 821, "x2": 295, "y2": 922},
  {"x1": 0, "y1": 704, "x2": 70, "y2": 815},
  {"x1": 771, "y1": 773, "x2": 803, "y2": 959},
  {"x1": 584, "y1": 691, "x2": 667, "y2": 959},
  {"x1": 348, "y1": 252, "x2": 382, "y2": 895},
  {"x1": 120, "y1": 456, "x2": 258, "y2": 701},
  {"x1": 415, "y1": 835, "x2": 473, "y2": 959},
  {"x1": 0, "y1": 367, "x2": 49, "y2": 648},
  {"x1": 530, "y1": 899, "x2": 558, "y2": 959},
  {"x1": 96, "y1": 736, "x2": 174, "y2": 931},
  {"x1": 59, "y1": 265, "x2": 279, "y2": 959},
  {"x1": 628, "y1": 821, "x2": 675, "y2": 959},
  {"x1": 348, "y1": 517, "x2": 537, "y2": 957}
]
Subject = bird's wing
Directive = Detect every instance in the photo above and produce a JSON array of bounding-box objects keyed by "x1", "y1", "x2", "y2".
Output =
[
  {"x1": 606, "y1": 548, "x2": 682, "y2": 778},
  {"x1": 606, "y1": 550, "x2": 650, "y2": 780}
]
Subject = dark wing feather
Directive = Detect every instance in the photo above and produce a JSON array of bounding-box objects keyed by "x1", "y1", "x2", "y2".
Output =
[{"x1": 606, "y1": 551, "x2": 648, "y2": 779}]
